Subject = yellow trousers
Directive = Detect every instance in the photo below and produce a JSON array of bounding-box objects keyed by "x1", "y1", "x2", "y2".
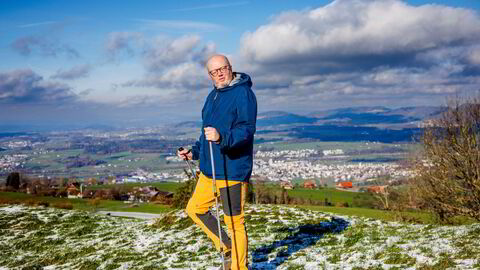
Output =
[{"x1": 186, "y1": 173, "x2": 248, "y2": 270}]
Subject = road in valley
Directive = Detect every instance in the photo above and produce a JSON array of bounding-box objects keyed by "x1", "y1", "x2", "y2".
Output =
[{"x1": 97, "y1": 211, "x2": 162, "y2": 219}]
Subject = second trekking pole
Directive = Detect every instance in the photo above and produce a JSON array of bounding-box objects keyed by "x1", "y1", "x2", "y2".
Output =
[
  {"x1": 178, "y1": 147, "x2": 198, "y2": 181},
  {"x1": 209, "y1": 140, "x2": 225, "y2": 270}
]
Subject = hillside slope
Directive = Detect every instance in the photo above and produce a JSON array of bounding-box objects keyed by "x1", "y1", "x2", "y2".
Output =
[{"x1": 0, "y1": 205, "x2": 479, "y2": 269}]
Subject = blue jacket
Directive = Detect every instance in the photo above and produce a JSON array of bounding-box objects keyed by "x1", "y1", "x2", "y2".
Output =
[{"x1": 191, "y1": 72, "x2": 257, "y2": 182}]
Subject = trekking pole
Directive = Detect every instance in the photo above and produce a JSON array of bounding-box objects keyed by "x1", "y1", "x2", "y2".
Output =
[
  {"x1": 185, "y1": 160, "x2": 198, "y2": 181},
  {"x1": 209, "y1": 140, "x2": 225, "y2": 270},
  {"x1": 178, "y1": 147, "x2": 198, "y2": 181}
]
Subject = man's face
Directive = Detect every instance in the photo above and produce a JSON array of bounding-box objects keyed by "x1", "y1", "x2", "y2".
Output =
[{"x1": 207, "y1": 57, "x2": 233, "y2": 89}]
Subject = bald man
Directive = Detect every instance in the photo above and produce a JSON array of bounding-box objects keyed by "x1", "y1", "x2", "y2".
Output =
[{"x1": 178, "y1": 54, "x2": 257, "y2": 270}]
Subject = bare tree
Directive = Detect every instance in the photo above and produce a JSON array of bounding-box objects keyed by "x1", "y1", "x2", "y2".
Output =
[
  {"x1": 373, "y1": 186, "x2": 390, "y2": 210},
  {"x1": 412, "y1": 95, "x2": 480, "y2": 221}
]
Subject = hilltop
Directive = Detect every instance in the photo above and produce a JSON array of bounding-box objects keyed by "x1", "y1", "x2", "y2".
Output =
[{"x1": 1, "y1": 204, "x2": 479, "y2": 269}]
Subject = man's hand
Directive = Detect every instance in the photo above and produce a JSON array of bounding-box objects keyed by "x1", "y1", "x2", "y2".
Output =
[
  {"x1": 177, "y1": 147, "x2": 193, "y2": 160},
  {"x1": 204, "y1": 127, "x2": 221, "y2": 142}
]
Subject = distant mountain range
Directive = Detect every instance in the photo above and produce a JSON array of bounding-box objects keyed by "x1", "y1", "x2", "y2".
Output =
[
  {"x1": 257, "y1": 106, "x2": 446, "y2": 127},
  {"x1": 257, "y1": 111, "x2": 317, "y2": 126},
  {"x1": 0, "y1": 107, "x2": 447, "y2": 143},
  {"x1": 0, "y1": 132, "x2": 30, "y2": 138},
  {"x1": 173, "y1": 121, "x2": 203, "y2": 129},
  {"x1": 252, "y1": 106, "x2": 449, "y2": 143}
]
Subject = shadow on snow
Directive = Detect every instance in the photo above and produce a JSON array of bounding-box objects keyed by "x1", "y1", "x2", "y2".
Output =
[{"x1": 250, "y1": 217, "x2": 350, "y2": 269}]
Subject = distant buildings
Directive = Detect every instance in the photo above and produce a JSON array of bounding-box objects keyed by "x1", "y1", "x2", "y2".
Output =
[
  {"x1": 336, "y1": 181, "x2": 353, "y2": 189},
  {"x1": 280, "y1": 181, "x2": 294, "y2": 190},
  {"x1": 252, "y1": 148, "x2": 413, "y2": 183},
  {"x1": 303, "y1": 180, "x2": 317, "y2": 189},
  {"x1": 129, "y1": 186, "x2": 173, "y2": 203},
  {"x1": 67, "y1": 182, "x2": 83, "y2": 199},
  {"x1": 3, "y1": 140, "x2": 32, "y2": 149},
  {"x1": 323, "y1": 149, "x2": 344, "y2": 156},
  {"x1": 0, "y1": 154, "x2": 28, "y2": 172}
]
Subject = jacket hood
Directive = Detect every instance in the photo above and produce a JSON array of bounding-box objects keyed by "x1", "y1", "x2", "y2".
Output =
[{"x1": 215, "y1": 72, "x2": 252, "y2": 91}]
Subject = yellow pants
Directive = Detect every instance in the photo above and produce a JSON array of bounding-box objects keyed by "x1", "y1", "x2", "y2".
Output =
[{"x1": 186, "y1": 173, "x2": 248, "y2": 270}]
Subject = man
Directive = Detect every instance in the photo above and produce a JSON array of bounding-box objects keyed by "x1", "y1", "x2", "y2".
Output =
[{"x1": 177, "y1": 54, "x2": 257, "y2": 270}]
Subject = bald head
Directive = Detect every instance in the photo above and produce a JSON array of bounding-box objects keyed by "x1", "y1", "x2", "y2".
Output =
[
  {"x1": 206, "y1": 54, "x2": 231, "y2": 70},
  {"x1": 206, "y1": 54, "x2": 233, "y2": 89}
]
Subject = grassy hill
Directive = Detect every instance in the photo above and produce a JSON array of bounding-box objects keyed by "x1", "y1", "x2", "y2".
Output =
[{"x1": 1, "y1": 204, "x2": 479, "y2": 269}]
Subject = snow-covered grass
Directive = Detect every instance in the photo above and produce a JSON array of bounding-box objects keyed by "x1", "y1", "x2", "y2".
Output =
[{"x1": 0, "y1": 204, "x2": 479, "y2": 270}]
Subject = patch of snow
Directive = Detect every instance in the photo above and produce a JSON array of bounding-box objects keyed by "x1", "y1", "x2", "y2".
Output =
[{"x1": 0, "y1": 205, "x2": 25, "y2": 213}]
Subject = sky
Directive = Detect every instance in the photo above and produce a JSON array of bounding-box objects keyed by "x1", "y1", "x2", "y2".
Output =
[{"x1": 1, "y1": 0, "x2": 480, "y2": 129}]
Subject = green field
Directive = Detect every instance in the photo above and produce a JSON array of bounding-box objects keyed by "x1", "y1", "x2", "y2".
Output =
[
  {"x1": 287, "y1": 187, "x2": 375, "y2": 206},
  {"x1": 256, "y1": 141, "x2": 416, "y2": 152},
  {"x1": 23, "y1": 150, "x2": 187, "y2": 178},
  {"x1": 0, "y1": 192, "x2": 172, "y2": 214},
  {"x1": 90, "y1": 182, "x2": 373, "y2": 207},
  {"x1": 88, "y1": 181, "x2": 183, "y2": 192}
]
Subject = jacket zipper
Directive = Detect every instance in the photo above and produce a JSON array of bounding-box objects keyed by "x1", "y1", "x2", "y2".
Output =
[{"x1": 210, "y1": 90, "x2": 220, "y2": 123}]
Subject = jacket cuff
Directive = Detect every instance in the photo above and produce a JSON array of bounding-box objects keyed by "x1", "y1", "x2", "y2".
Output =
[{"x1": 191, "y1": 148, "x2": 200, "y2": 160}]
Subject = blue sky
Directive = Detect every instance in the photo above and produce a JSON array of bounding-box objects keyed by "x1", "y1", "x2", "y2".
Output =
[{"x1": 1, "y1": 0, "x2": 480, "y2": 128}]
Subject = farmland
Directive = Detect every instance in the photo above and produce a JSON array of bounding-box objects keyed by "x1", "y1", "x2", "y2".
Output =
[{"x1": 0, "y1": 125, "x2": 417, "y2": 182}]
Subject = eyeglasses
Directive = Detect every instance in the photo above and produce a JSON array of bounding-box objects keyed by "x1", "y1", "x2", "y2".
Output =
[{"x1": 208, "y1": 65, "x2": 231, "y2": 77}]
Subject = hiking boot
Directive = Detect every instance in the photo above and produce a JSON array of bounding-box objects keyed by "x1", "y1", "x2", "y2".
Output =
[{"x1": 218, "y1": 251, "x2": 232, "y2": 270}]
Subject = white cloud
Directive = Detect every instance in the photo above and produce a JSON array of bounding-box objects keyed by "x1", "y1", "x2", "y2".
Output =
[
  {"x1": 0, "y1": 69, "x2": 77, "y2": 104},
  {"x1": 144, "y1": 35, "x2": 203, "y2": 70},
  {"x1": 18, "y1": 21, "x2": 57, "y2": 28},
  {"x1": 102, "y1": 32, "x2": 215, "y2": 93},
  {"x1": 467, "y1": 47, "x2": 480, "y2": 66},
  {"x1": 123, "y1": 62, "x2": 210, "y2": 89},
  {"x1": 105, "y1": 32, "x2": 144, "y2": 59},
  {"x1": 51, "y1": 64, "x2": 92, "y2": 80},
  {"x1": 118, "y1": 34, "x2": 216, "y2": 91},
  {"x1": 233, "y1": 0, "x2": 480, "y2": 112},
  {"x1": 11, "y1": 35, "x2": 80, "y2": 58},
  {"x1": 240, "y1": 0, "x2": 480, "y2": 66}
]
